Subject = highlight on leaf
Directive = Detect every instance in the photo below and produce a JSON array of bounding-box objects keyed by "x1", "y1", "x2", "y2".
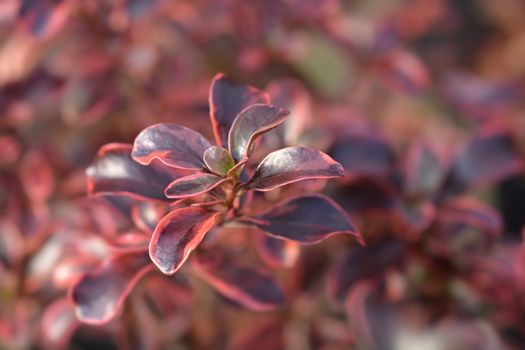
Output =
[
  {"x1": 228, "y1": 104, "x2": 289, "y2": 162},
  {"x1": 209, "y1": 73, "x2": 269, "y2": 147},
  {"x1": 203, "y1": 145, "x2": 235, "y2": 175},
  {"x1": 132, "y1": 123, "x2": 212, "y2": 170},
  {"x1": 149, "y1": 208, "x2": 218, "y2": 275},
  {"x1": 248, "y1": 147, "x2": 345, "y2": 191},
  {"x1": 86, "y1": 143, "x2": 175, "y2": 201},
  {"x1": 249, "y1": 194, "x2": 364, "y2": 245},
  {"x1": 164, "y1": 173, "x2": 229, "y2": 199}
]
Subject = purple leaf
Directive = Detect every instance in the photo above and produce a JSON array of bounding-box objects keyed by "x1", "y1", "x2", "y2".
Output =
[
  {"x1": 86, "y1": 143, "x2": 176, "y2": 201},
  {"x1": 329, "y1": 134, "x2": 397, "y2": 180},
  {"x1": 332, "y1": 178, "x2": 399, "y2": 215},
  {"x1": 69, "y1": 249, "x2": 152, "y2": 324},
  {"x1": 164, "y1": 173, "x2": 229, "y2": 199},
  {"x1": 251, "y1": 194, "x2": 363, "y2": 245},
  {"x1": 192, "y1": 252, "x2": 286, "y2": 311},
  {"x1": 132, "y1": 123, "x2": 212, "y2": 170},
  {"x1": 149, "y1": 208, "x2": 218, "y2": 275},
  {"x1": 209, "y1": 73, "x2": 269, "y2": 147},
  {"x1": 248, "y1": 147, "x2": 344, "y2": 191},
  {"x1": 444, "y1": 131, "x2": 522, "y2": 194},
  {"x1": 345, "y1": 283, "x2": 400, "y2": 349},
  {"x1": 326, "y1": 240, "x2": 405, "y2": 301},
  {"x1": 203, "y1": 145, "x2": 235, "y2": 175},
  {"x1": 228, "y1": 104, "x2": 289, "y2": 162}
]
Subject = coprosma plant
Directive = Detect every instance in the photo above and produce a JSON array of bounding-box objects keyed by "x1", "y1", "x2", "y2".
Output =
[{"x1": 71, "y1": 73, "x2": 364, "y2": 324}]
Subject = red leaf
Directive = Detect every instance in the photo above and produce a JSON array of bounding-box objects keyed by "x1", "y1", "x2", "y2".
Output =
[
  {"x1": 149, "y1": 208, "x2": 218, "y2": 275},
  {"x1": 132, "y1": 123, "x2": 212, "y2": 170},
  {"x1": 252, "y1": 194, "x2": 363, "y2": 245},
  {"x1": 86, "y1": 143, "x2": 177, "y2": 201},
  {"x1": 209, "y1": 73, "x2": 269, "y2": 147},
  {"x1": 164, "y1": 172, "x2": 229, "y2": 199},
  {"x1": 228, "y1": 104, "x2": 289, "y2": 162},
  {"x1": 248, "y1": 147, "x2": 344, "y2": 191},
  {"x1": 69, "y1": 249, "x2": 152, "y2": 324},
  {"x1": 203, "y1": 145, "x2": 235, "y2": 175},
  {"x1": 192, "y1": 252, "x2": 286, "y2": 311}
]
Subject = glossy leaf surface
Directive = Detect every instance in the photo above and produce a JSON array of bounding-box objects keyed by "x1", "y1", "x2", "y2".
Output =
[
  {"x1": 86, "y1": 143, "x2": 174, "y2": 201},
  {"x1": 132, "y1": 123, "x2": 212, "y2": 170},
  {"x1": 69, "y1": 249, "x2": 152, "y2": 324},
  {"x1": 228, "y1": 104, "x2": 289, "y2": 162},
  {"x1": 252, "y1": 194, "x2": 363, "y2": 245},
  {"x1": 164, "y1": 173, "x2": 228, "y2": 199},
  {"x1": 209, "y1": 73, "x2": 269, "y2": 147},
  {"x1": 149, "y1": 208, "x2": 217, "y2": 275},
  {"x1": 203, "y1": 145, "x2": 235, "y2": 175},
  {"x1": 249, "y1": 147, "x2": 344, "y2": 191}
]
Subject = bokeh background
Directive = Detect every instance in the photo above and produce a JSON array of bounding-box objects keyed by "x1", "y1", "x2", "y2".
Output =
[{"x1": 2, "y1": 0, "x2": 525, "y2": 349}]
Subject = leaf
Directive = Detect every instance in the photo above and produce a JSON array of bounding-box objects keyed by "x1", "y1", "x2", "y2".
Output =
[
  {"x1": 376, "y1": 49, "x2": 430, "y2": 94},
  {"x1": 329, "y1": 134, "x2": 397, "y2": 180},
  {"x1": 132, "y1": 123, "x2": 212, "y2": 170},
  {"x1": 86, "y1": 143, "x2": 176, "y2": 201},
  {"x1": 331, "y1": 178, "x2": 399, "y2": 214},
  {"x1": 254, "y1": 230, "x2": 300, "y2": 268},
  {"x1": 203, "y1": 145, "x2": 235, "y2": 175},
  {"x1": 326, "y1": 240, "x2": 405, "y2": 301},
  {"x1": 41, "y1": 298, "x2": 78, "y2": 349},
  {"x1": 164, "y1": 173, "x2": 229, "y2": 199},
  {"x1": 252, "y1": 194, "x2": 363, "y2": 245},
  {"x1": 149, "y1": 208, "x2": 218, "y2": 275},
  {"x1": 266, "y1": 79, "x2": 312, "y2": 147},
  {"x1": 131, "y1": 202, "x2": 167, "y2": 234},
  {"x1": 345, "y1": 283, "x2": 400, "y2": 349},
  {"x1": 228, "y1": 104, "x2": 289, "y2": 162},
  {"x1": 442, "y1": 131, "x2": 522, "y2": 196},
  {"x1": 192, "y1": 252, "x2": 286, "y2": 311},
  {"x1": 248, "y1": 147, "x2": 344, "y2": 191},
  {"x1": 209, "y1": 73, "x2": 269, "y2": 147},
  {"x1": 69, "y1": 249, "x2": 152, "y2": 324},
  {"x1": 431, "y1": 197, "x2": 502, "y2": 256}
]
